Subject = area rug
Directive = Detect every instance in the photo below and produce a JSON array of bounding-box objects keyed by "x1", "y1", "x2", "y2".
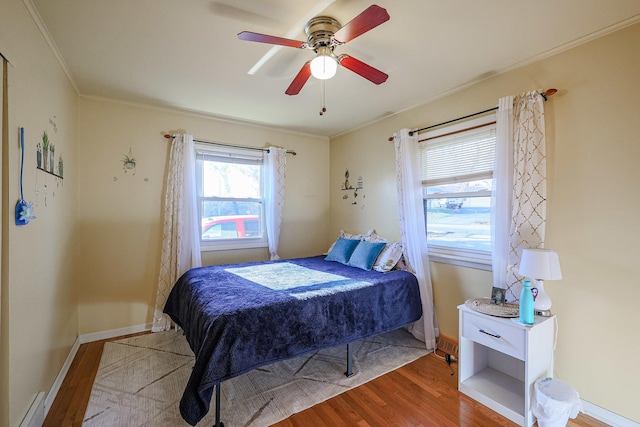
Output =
[{"x1": 83, "y1": 329, "x2": 428, "y2": 426}]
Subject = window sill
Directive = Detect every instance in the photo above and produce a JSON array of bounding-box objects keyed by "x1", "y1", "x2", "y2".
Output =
[
  {"x1": 428, "y1": 252, "x2": 492, "y2": 271},
  {"x1": 201, "y1": 238, "x2": 268, "y2": 252}
]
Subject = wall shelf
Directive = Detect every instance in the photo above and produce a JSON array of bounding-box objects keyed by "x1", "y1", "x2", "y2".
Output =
[{"x1": 37, "y1": 166, "x2": 63, "y2": 179}]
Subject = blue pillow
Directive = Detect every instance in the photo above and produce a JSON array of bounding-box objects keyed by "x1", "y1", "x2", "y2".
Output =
[
  {"x1": 325, "y1": 238, "x2": 361, "y2": 264},
  {"x1": 347, "y1": 241, "x2": 387, "y2": 270}
]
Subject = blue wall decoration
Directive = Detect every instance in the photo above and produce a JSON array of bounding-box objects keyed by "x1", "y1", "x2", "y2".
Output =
[{"x1": 16, "y1": 127, "x2": 36, "y2": 225}]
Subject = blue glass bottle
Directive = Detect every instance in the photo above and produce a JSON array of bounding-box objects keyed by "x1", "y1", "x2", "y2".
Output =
[{"x1": 519, "y1": 280, "x2": 534, "y2": 325}]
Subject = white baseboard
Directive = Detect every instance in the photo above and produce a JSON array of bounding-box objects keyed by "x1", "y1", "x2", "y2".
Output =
[
  {"x1": 582, "y1": 399, "x2": 640, "y2": 427},
  {"x1": 20, "y1": 391, "x2": 45, "y2": 427},
  {"x1": 44, "y1": 337, "x2": 80, "y2": 416},
  {"x1": 44, "y1": 323, "x2": 152, "y2": 420},
  {"x1": 78, "y1": 322, "x2": 152, "y2": 344}
]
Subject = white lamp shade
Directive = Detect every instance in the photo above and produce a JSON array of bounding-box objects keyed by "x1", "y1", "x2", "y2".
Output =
[
  {"x1": 518, "y1": 249, "x2": 563, "y2": 280},
  {"x1": 310, "y1": 54, "x2": 337, "y2": 80}
]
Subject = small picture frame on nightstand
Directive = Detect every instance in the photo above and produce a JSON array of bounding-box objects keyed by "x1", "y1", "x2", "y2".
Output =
[{"x1": 490, "y1": 287, "x2": 506, "y2": 305}]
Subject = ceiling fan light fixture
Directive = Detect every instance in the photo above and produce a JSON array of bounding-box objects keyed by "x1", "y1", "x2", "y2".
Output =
[{"x1": 310, "y1": 49, "x2": 337, "y2": 80}]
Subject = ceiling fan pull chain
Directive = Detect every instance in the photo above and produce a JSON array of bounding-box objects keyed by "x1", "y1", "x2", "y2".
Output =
[{"x1": 320, "y1": 80, "x2": 327, "y2": 116}]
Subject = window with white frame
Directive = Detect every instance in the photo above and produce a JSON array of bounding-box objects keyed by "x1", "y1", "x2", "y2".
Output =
[
  {"x1": 420, "y1": 115, "x2": 496, "y2": 267},
  {"x1": 195, "y1": 144, "x2": 268, "y2": 251}
]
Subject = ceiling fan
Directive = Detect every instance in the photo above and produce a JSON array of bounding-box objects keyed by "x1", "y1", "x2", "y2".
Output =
[{"x1": 237, "y1": 4, "x2": 390, "y2": 96}]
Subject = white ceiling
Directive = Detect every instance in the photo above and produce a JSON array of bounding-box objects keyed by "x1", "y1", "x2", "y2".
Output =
[{"x1": 31, "y1": 0, "x2": 640, "y2": 137}]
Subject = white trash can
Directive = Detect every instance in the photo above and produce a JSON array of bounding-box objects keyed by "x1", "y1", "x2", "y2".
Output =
[{"x1": 532, "y1": 377, "x2": 583, "y2": 427}]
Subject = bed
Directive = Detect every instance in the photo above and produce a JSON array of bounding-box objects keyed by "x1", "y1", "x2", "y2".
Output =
[{"x1": 164, "y1": 254, "x2": 422, "y2": 426}]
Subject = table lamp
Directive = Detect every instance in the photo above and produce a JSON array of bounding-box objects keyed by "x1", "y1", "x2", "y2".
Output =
[{"x1": 518, "y1": 249, "x2": 562, "y2": 316}]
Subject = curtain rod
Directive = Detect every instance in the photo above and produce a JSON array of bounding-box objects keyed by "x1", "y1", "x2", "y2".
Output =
[
  {"x1": 387, "y1": 88, "x2": 557, "y2": 142},
  {"x1": 163, "y1": 134, "x2": 297, "y2": 156}
]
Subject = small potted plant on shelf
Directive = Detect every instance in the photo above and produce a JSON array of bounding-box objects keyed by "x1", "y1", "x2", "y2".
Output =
[
  {"x1": 49, "y1": 144, "x2": 55, "y2": 173},
  {"x1": 36, "y1": 143, "x2": 42, "y2": 168},
  {"x1": 42, "y1": 131, "x2": 49, "y2": 171}
]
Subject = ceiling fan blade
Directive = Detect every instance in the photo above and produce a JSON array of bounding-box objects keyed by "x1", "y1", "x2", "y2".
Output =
[
  {"x1": 285, "y1": 62, "x2": 312, "y2": 95},
  {"x1": 333, "y1": 5, "x2": 390, "y2": 43},
  {"x1": 246, "y1": 0, "x2": 337, "y2": 75},
  {"x1": 238, "y1": 31, "x2": 306, "y2": 48},
  {"x1": 338, "y1": 55, "x2": 388, "y2": 85}
]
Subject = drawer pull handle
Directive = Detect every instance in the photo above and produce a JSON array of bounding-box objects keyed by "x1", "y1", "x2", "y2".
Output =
[{"x1": 479, "y1": 329, "x2": 501, "y2": 339}]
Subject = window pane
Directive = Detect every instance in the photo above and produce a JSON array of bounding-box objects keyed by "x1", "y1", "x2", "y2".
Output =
[
  {"x1": 426, "y1": 179, "x2": 492, "y2": 197},
  {"x1": 424, "y1": 179, "x2": 492, "y2": 252},
  {"x1": 201, "y1": 160, "x2": 261, "y2": 198},
  {"x1": 195, "y1": 144, "x2": 267, "y2": 249},
  {"x1": 202, "y1": 221, "x2": 238, "y2": 239},
  {"x1": 201, "y1": 212, "x2": 262, "y2": 240},
  {"x1": 243, "y1": 219, "x2": 260, "y2": 237},
  {"x1": 419, "y1": 118, "x2": 496, "y2": 264},
  {"x1": 201, "y1": 200, "x2": 262, "y2": 218}
]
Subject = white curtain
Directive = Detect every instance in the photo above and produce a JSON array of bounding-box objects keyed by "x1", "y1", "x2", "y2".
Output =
[
  {"x1": 492, "y1": 96, "x2": 514, "y2": 298},
  {"x1": 493, "y1": 92, "x2": 548, "y2": 301},
  {"x1": 152, "y1": 134, "x2": 202, "y2": 332},
  {"x1": 393, "y1": 129, "x2": 438, "y2": 350},
  {"x1": 264, "y1": 147, "x2": 287, "y2": 260}
]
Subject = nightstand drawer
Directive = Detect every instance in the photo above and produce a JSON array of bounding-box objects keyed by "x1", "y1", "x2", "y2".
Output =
[{"x1": 461, "y1": 311, "x2": 525, "y2": 360}]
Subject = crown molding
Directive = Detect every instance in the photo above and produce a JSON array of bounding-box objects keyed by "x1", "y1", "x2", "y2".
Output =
[{"x1": 22, "y1": 0, "x2": 79, "y2": 94}]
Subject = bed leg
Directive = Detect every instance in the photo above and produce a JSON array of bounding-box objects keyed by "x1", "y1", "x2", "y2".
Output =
[
  {"x1": 345, "y1": 343, "x2": 354, "y2": 377},
  {"x1": 215, "y1": 382, "x2": 225, "y2": 427}
]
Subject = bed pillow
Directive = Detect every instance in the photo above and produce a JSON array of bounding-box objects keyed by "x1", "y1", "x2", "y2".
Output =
[
  {"x1": 347, "y1": 241, "x2": 387, "y2": 270},
  {"x1": 325, "y1": 229, "x2": 373, "y2": 254},
  {"x1": 325, "y1": 237, "x2": 361, "y2": 264},
  {"x1": 372, "y1": 241, "x2": 404, "y2": 272}
]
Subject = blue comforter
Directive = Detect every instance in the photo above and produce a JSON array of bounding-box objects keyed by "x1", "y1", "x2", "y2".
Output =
[{"x1": 164, "y1": 255, "x2": 422, "y2": 425}]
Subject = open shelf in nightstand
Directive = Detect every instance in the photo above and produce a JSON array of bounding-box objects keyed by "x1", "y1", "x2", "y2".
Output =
[{"x1": 459, "y1": 354, "x2": 526, "y2": 422}]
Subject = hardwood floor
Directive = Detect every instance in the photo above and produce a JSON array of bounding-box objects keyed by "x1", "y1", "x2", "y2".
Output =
[
  {"x1": 44, "y1": 336, "x2": 609, "y2": 427},
  {"x1": 43, "y1": 332, "x2": 149, "y2": 427}
]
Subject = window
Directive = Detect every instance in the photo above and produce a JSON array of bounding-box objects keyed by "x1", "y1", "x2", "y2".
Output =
[
  {"x1": 195, "y1": 144, "x2": 267, "y2": 251},
  {"x1": 420, "y1": 115, "x2": 496, "y2": 268}
]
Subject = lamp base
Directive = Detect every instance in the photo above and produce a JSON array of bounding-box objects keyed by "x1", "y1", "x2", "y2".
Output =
[
  {"x1": 535, "y1": 309, "x2": 552, "y2": 317},
  {"x1": 532, "y1": 279, "x2": 553, "y2": 315}
]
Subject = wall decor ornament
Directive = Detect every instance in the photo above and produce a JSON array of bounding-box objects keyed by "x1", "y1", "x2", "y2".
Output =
[
  {"x1": 122, "y1": 147, "x2": 136, "y2": 174},
  {"x1": 16, "y1": 128, "x2": 36, "y2": 226},
  {"x1": 36, "y1": 143, "x2": 42, "y2": 168},
  {"x1": 17, "y1": 200, "x2": 36, "y2": 224},
  {"x1": 49, "y1": 115, "x2": 57, "y2": 133},
  {"x1": 37, "y1": 129, "x2": 63, "y2": 180},
  {"x1": 340, "y1": 169, "x2": 365, "y2": 206},
  {"x1": 342, "y1": 169, "x2": 353, "y2": 190},
  {"x1": 49, "y1": 144, "x2": 55, "y2": 173},
  {"x1": 42, "y1": 131, "x2": 49, "y2": 171}
]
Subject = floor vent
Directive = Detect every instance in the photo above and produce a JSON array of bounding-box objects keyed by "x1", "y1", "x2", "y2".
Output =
[
  {"x1": 20, "y1": 391, "x2": 45, "y2": 427},
  {"x1": 437, "y1": 335, "x2": 459, "y2": 356}
]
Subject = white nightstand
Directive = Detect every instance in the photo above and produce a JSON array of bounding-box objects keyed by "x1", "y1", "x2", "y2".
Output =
[{"x1": 458, "y1": 304, "x2": 555, "y2": 426}]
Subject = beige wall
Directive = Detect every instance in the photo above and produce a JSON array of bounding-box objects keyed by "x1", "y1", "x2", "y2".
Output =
[
  {"x1": 3, "y1": 0, "x2": 639, "y2": 423},
  {"x1": 77, "y1": 97, "x2": 330, "y2": 334},
  {"x1": 330, "y1": 22, "x2": 640, "y2": 422},
  {"x1": 1, "y1": 1, "x2": 79, "y2": 425}
]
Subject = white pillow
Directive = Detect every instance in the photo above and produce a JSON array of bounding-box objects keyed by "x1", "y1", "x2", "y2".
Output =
[
  {"x1": 372, "y1": 241, "x2": 404, "y2": 272},
  {"x1": 368, "y1": 230, "x2": 404, "y2": 272},
  {"x1": 368, "y1": 230, "x2": 391, "y2": 244}
]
